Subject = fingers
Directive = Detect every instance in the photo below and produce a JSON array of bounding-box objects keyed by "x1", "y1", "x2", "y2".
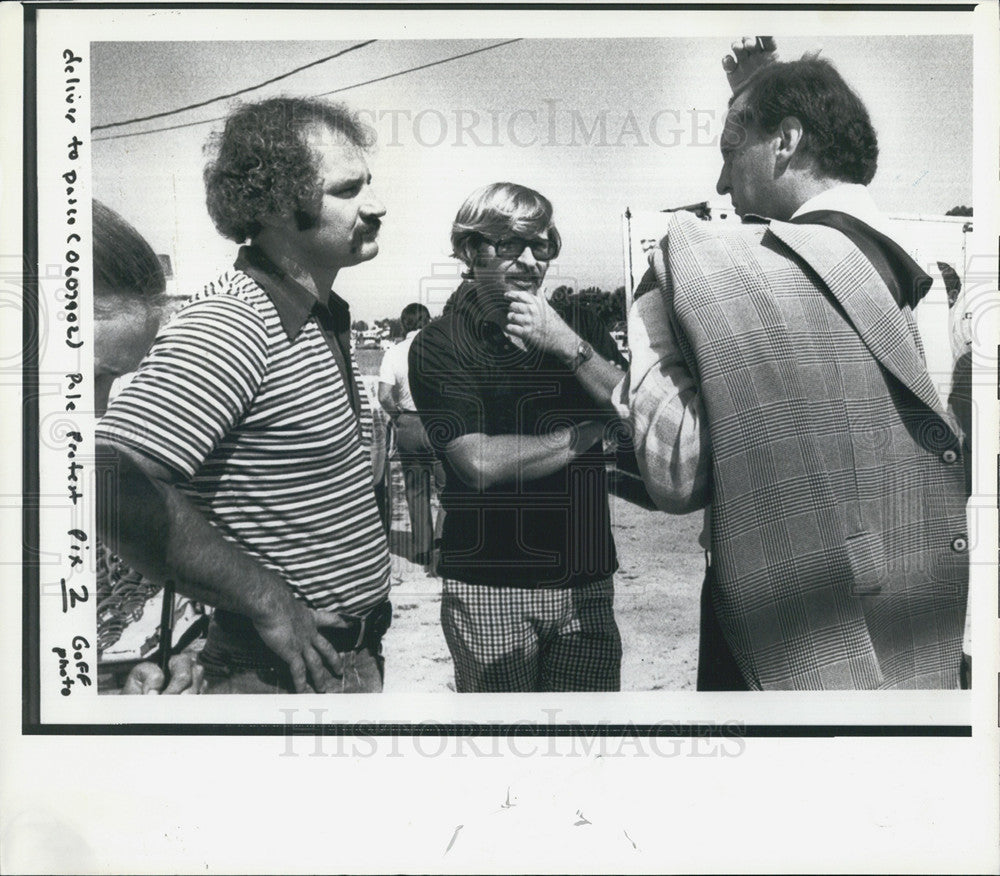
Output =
[
  {"x1": 302, "y1": 645, "x2": 336, "y2": 694},
  {"x1": 504, "y1": 289, "x2": 535, "y2": 306},
  {"x1": 286, "y1": 652, "x2": 308, "y2": 693},
  {"x1": 122, "y1": 662, "x2": 164, "y2": 695},
  {"x1": 311, "y1": 633, "x2": 345, "y2": 680},
  {"x1": 724, "y1": 36, "x2": 778, "y2": 88},
  {"x1": 162, "y1": 657, "x2": 193, "y2": 695},
  {"x1": 164, "y1": 654, "x2": 205, "y2": 695}
]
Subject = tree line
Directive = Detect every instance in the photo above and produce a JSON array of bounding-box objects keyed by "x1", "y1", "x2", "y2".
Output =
[{"x1": 354, "y1": 285, "x2": 628, "y2": 340}]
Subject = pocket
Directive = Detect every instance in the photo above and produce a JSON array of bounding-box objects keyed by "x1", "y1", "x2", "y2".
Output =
[{"x1": 844, "y1": 531, "x2": 885, "y2": 596}]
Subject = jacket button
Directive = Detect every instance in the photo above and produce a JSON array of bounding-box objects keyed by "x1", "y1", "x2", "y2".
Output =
[
  {"x1": 942, "y1": 449, "x2": 958, "y2": 464},
  {"x1": 951, "y1": 536, "x2": 968, "y2": 553}
]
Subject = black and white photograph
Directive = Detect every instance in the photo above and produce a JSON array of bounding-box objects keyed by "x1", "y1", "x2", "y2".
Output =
[{"x1": 4, "y1": 2, "x2": 999, "y2": 873}]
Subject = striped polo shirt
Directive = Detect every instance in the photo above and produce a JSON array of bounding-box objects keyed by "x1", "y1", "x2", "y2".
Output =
[{"x1": 96, "y1": 246, "x2": 391, "y2": 614}]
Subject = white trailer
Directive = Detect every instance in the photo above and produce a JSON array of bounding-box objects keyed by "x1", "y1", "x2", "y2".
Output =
[{"x1": 621, "y1": 203, "x2": 973, "y2": 312}]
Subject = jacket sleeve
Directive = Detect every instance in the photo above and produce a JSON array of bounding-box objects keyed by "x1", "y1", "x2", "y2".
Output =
[{"x1": 613, "y1": 248, "x2": 711, "y2": 514}]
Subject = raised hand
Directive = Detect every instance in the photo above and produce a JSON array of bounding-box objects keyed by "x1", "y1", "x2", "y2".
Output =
[
  {"x1": 722, "y1": 36, "x2": 778, "y2": 94},
  {"x1": 505, "y1": 286, "x2": 578, "y2": 361}
]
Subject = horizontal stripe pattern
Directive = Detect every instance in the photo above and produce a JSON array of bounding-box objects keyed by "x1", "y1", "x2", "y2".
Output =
[{"x1": 97, "y1": 269, "x2": 390, "y2": 613}]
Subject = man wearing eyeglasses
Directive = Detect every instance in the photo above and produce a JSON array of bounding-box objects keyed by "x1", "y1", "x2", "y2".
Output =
[{"x1": 408, "y1": 182, "x2": 627, "y2": 692}]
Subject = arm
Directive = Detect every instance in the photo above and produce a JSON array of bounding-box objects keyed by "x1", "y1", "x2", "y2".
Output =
[
  {"x1": 377, "y1": 345, "x2": 402, "y2": 419},
  {"x1": 612, "y1": 260, "x2": 711, "y2": 514},
  {"x1": 444, "y1": 421, "x2": 606, "y2": 491},
  {"x1": 505, "y1": 288, "x2": 623, "y2": 410},
  {"x1": 96, "y1": 439, "x2": 348, "y2": 693},
  {"x1": 95, "y1": 296, "x2": 349, "y2": 692},
  {"x1": 377, "y1": 381, "x2": 400, "y2": 419}
]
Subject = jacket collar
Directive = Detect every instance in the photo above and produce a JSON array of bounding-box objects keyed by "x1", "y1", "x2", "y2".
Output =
[{"x1": 767, "y1": 219, "x2": 953, "y2": 426}]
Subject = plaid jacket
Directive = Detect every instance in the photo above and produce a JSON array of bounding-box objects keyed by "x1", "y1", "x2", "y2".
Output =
[{"x1": 645, "y1": 213, "x2": 968, "y2": 690}]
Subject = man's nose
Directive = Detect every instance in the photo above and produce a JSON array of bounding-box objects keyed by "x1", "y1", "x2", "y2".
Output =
[
  {"x1": 362, "y1": 189, "x2": 386, "y2": 219},
  {"x1": 716, "y1": 168, "x2": 729, "y2": 196},
  {"x1": 517, "y1": 246, "x2": 540, "y2": 269}
]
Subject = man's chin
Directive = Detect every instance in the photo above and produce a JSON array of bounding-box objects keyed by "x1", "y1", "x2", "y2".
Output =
[
  {"x1": 352, "y1": 239, "x2": 380, "y2": 262},
  {"x1": 507, "y1": 279, "x2": 540, "y2": 292}
]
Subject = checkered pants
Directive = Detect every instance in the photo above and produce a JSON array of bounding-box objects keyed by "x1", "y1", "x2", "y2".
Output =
[{"x1": 441, "y1": 577, "x2": 622, "y2": 692}]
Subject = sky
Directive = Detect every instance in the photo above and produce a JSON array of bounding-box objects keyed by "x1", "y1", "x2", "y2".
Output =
[{"x1": 90, "y1": 34, "x2": 974, "y2": 323}]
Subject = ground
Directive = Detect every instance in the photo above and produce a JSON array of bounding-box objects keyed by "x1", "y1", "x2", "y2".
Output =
[{"x1": 359, "y1": 346, "x2": 705, "y2": 693}]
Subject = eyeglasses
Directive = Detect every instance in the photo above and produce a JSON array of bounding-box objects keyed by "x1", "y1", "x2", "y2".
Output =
[{"x1": 482, "y1": 235, "x2": 559, "y2": 261}]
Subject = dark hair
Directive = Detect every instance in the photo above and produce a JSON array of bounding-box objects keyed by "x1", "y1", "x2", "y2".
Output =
[
  {"x1": 204, "y1": 97, "x2": 375, "y2": 243},
  {"x1": 400, "y1": 302, "x2": 431, "y2": 333},
  {"x1": 735, "y1": 58, "x2": 878, "y2": 185},
  {"x1": 92, "y1": 200, "x2": 166, "y2": 301}
]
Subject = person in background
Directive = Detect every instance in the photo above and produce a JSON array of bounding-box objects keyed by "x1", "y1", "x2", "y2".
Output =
[
  {"x1": 97, "y1": 97, "x2": 393, "y2": 694},
  {"x1": 408, "y1": 182, "x2": 627, "y2": 692},
  {"x1": 93, "y1": 199, "x2": 205, "y2": 694},
  {"x1": 378, "y1": 302, "x2": 445, "y2": 569},
  {"x1": 616, "y1": 39, "x2": 969, "y2": 690}
]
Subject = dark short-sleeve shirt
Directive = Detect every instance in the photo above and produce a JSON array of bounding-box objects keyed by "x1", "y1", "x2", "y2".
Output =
[{"x1": 408, "y1": 281, "x2": 623, "y2": 587}]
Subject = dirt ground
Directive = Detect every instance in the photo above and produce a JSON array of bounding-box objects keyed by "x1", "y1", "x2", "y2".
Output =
[{"x1": 378, "y1": 444, "x2": 705, "y2": 694}]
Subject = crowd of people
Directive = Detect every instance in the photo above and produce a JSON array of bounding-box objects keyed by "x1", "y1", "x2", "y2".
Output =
[{"x1": 95, "y1": 37, "x2": 971, "y2": 695}]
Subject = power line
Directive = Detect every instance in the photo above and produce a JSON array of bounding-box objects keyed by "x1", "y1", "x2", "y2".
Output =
[
  {"x1": 93, "y1": 113, "x2": 229, "y2": 143},
  {"x1": 318, "y1": 38, "x2": 523, "y2": 97},
  {"x1": 92, "y1": 39, "x2": 524, "y2": 144},
  {"x1": 92, "y1": 40, "x2": 378, "y2": 132}
]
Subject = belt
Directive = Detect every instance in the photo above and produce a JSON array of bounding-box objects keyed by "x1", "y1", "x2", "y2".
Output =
[
  {"x1": 208, "y1": 600, "x2": 392, "y2": 667},
  {"x1": 321, "y1": 600, "x2": 392, "y2": 652}
]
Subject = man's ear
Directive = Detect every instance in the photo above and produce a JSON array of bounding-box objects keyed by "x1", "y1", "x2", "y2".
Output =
[{"x1": 774, "y1": 115, "x2": 805, "y2": 172}]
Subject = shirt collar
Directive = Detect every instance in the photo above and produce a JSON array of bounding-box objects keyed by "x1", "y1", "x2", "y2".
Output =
[
  {"x1": 234, "y1": 245, "x2": 349, "y2": 340},
  {"x1": 791, "y1": 184, "x2": 891, "y2": 236}
]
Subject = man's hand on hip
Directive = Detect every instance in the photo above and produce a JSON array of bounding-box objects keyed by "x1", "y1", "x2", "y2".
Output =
[{"x1": 252, "y1": 591, "x2": 349, "y2": 693}]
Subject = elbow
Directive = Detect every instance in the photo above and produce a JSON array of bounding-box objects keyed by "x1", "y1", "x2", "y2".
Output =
[
  {"x1": 443, "y1": 439, "x2": 498, "y2": 491},
  {"x1": 449, "y1": 459, "x2": 497, "y2": 491},
  {"x1": 635, "y1": 449, "x2": 710, "y2": 515}
]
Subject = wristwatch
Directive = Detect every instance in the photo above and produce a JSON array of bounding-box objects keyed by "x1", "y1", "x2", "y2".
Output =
[{"x1": 569, "y1": 340, "x2": 594, "y2": 373}]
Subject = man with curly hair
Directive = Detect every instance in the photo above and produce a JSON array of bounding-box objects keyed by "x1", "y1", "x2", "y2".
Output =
[
  {"x1": 97, "y1": 97, "x2": 393, "y2": 694},
  {"x1": 618, "y1": 43, "x2": 969, "y2": 690}
]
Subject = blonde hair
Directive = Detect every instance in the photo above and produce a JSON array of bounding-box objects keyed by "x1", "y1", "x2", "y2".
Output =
[{"x1": 450, "y1": 182, "x2": 561, "y2": 271}]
